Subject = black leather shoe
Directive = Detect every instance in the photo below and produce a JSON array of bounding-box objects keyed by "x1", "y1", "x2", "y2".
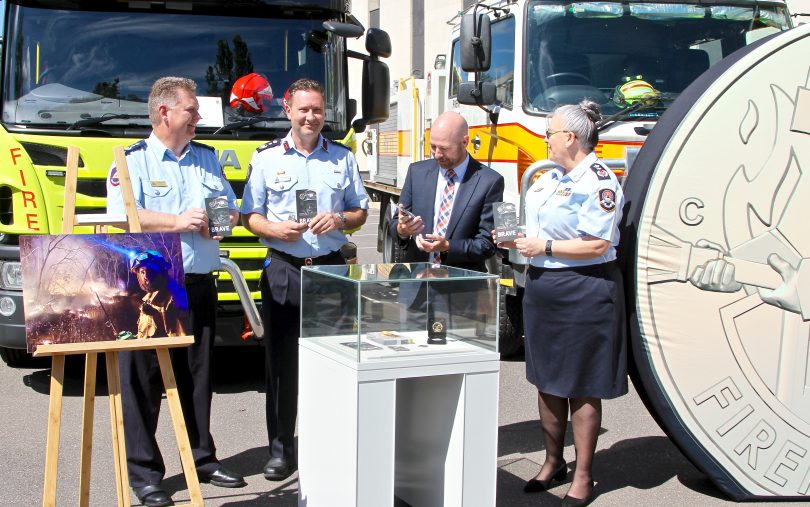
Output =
[
  {"x1": 132, "y1": 484, "x2": 174, "y2": 507},
  {"x1": 199, "y1": 466, "x2": 247, "y2": 488},
  {"x1": 263, "y1": 457, "x2": 296, "y2": 481},
  {"x1": 561, "y1": 482, "x2": 594, "y2": 507},
  {"x1": 523, "y1": 462, "x2": 568, "y2": 493}
]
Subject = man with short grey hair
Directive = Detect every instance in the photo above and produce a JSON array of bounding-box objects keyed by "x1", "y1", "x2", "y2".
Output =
[{"x1": 107, "y1": 76, "x2": 244, "y2": 507}]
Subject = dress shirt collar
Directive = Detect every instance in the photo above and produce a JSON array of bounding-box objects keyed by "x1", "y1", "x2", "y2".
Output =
[
  {"x1": 439, "y1": 153, "x2": 470, "y2": 182},
  {"x1": 282, "y1": 131, "x2": 328, "y2": 155},
  {"x1": 563, "y1": 151, "x2": 598, "y2": 183},
  {"x1": 147, "y1": 132, "x2": 191, "y2": 162}
]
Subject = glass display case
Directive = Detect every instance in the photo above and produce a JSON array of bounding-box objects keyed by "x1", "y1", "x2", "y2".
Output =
[{"x1": 300, "y1": 263, "x2": 500, "y2": 362}]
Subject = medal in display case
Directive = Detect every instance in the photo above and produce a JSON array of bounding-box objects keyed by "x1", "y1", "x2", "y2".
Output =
[
  {"x1": 298, "y1": 263, "x2": 500, "y2": 507},
  {"x1": 300, "y1": 262, "x2": 499, "y2": 362}
]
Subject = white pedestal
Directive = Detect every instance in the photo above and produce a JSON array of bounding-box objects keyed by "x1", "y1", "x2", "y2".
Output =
[{"x1": 298, "y1": 341, "x2": 500, "y2": 507}]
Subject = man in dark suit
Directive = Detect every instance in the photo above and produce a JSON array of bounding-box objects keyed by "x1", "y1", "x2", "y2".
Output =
[{"x1": 391, "y1": 111, "x2": 504, "y2": 272}]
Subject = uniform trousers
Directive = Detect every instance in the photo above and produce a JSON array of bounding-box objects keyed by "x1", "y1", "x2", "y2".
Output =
[
  {"x1": 120, "y1": 275, "x2": 219, "y2": 487},
  {"x1": 260, "y1": 250, "x2": 345, "y2": 461}
]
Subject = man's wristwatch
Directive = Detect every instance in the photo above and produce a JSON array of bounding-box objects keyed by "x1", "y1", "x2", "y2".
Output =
[
  {"x1": 336, "y1": 211, "x2": 347, "y2": 229},
  {"x1": 545, "y1": 239, "x2": 553, "y2": 256}
]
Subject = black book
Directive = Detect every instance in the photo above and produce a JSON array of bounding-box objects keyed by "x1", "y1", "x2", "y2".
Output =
[
  {"x1": 493, "y1": 202, "x2": 518, "y2": 242},
  {"x1": 296, "y1": 189, "x2": 318, "y2": 224},
  {"x1": 205, "y1": 196, "x2": 232, "y2": 236}
]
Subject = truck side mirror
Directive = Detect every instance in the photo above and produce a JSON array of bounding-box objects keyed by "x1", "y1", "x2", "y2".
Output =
[
  {"x1": 457, "y1": 81, "x2": 496, "y2": 106},
  {"x1": 348, "y1": 98, "x2": 357, "y2": 122},
  {"x1": 366, "y1": 28, "x2": 392, "y2": 58},
  {"x1": 322, "y1": 20, "x2": 364, "y2": 38},
  {"x1": 352, "y1": 119, "x2": 367, "y2": 134},
  {"x1": 460, "y1": 12, "x2": 491, "y2": 72},
  {"x1": 361, "y1": 58, "x2": 390, "y2": 124}
]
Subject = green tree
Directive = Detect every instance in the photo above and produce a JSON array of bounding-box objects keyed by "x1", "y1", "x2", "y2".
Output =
[
  {"x1": 205, "y1": 36, "x2": 253, "y2": 104},
  {"x1": 92, "y1": 78, "x2": 120, "y2": 99}
]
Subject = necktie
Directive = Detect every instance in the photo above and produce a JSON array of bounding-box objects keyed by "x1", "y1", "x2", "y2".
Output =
[{"x1": 432, "y1": 169, "x2": 457, "y2": 263}]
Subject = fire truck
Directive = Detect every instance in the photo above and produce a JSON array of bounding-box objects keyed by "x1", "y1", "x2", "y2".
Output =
[
  {"x1": 362, "y1": 0, "x2": 794, "y2": 356},
  {"x1": 0, "y1": 0, "x2": 390, "y2": 365}
]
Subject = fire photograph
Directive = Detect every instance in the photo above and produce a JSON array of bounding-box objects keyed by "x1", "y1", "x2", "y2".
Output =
[{"x1": 19, "y1": 232, "x2": 188, "y2": 353}]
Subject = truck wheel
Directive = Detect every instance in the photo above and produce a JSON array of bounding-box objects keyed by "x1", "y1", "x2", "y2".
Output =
[
  {"x1": 382, "y1": 203, "x2": 405, "y2": 263},
  {"x1": 499, "y1": 286, "x2": 524, "y2": 357},
  {"x1": 0, "y1": 347, "x2": 31, "y2": 367}
]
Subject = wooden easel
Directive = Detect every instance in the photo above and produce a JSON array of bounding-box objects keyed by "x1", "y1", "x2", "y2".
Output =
[{"x1": 37, "y1": 146, "x2": 204, "y2": 507}]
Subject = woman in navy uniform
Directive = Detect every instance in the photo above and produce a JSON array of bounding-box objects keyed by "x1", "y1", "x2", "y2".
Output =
[{"x1": 496, "y1": 100, "x2": 626, "y2": 507}]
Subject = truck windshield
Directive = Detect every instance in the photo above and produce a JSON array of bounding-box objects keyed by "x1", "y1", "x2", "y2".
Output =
[
  {"x1": 1, "y1": 2, "x2": 347, "y2": 134},
  {"x1": 525, "y1": 1, "x2": 791, "y2": 117}
]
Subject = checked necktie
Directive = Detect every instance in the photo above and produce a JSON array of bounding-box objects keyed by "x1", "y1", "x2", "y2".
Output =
[{"x1": 432, "y1": 168, "x2": 457, "y2": 263}]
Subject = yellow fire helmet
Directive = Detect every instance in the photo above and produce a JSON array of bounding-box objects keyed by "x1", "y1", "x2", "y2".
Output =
[{"x1": 613, "y1": 79, "x2": 661, "y2": 108}]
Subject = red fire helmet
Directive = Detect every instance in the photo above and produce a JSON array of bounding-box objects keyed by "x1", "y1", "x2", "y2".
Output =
[{"x1": 229, "y1": 73, "x2": 273, "y2": 114}]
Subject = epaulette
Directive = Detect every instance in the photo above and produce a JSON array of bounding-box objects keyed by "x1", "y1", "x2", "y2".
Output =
[
  {"x1": 590, "y1": 163, "x2": 611, "y2": 181},
  {"x1": 190, "y1": 140, "x2": 215, "y2": 152},
  {"x1": 256, "y1": 139, "x2": 283, "y2": 153},
  {"x1": 124, "y1": 140, "x2": 147, "y2": 156},
  {"x1": 328, "y1": 139, "x2": 351, "y2": 151}
]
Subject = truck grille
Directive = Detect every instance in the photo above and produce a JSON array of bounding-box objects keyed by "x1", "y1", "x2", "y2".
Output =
[
  {"x1": 76, "y1": 180, "x2": 108, "y2": 198},
  {"x1": 20, "y1": 142, "x2": 85, "y2": 167}
]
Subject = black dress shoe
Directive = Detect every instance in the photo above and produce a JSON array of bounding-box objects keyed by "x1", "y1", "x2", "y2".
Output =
[
  {"x1": 263, "y1": 457, "x2": 297, "y2": 481},
  {"x1": 523, "y1": 462, "x2": 568, "y2": 493},
  {"x1": 199, "y1": 465, "x2": 247, "y2": 488},
  {"x1": 561, "y1": 482, "x2": 595, "y2": 507},
  {"x1": 132, "y1": 484, "x2": 174, "y2": 507}
]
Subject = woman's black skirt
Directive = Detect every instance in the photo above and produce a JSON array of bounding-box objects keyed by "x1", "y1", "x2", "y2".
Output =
[{"x1": 523, "y1": 262, "x2": 628, "y2": 399}]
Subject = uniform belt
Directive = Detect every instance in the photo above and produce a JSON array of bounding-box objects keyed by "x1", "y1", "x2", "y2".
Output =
[
  {"x1": 185, "y1": 272, "x2": 215, "y2": 284},
  {"x1": 268, "y1": 248, "x2": 344, "y2": 268},
  {"x1": 529, "y1": 261, "x2": 615, "y2": 274}
]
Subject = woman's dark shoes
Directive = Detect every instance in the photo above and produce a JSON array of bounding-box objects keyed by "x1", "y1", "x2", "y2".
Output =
[
  {"x1": 561, "y1": 481, "x2": 595, "y2": 507},
  {"x1": 523, "y1": 462, "x2": 568, "y2": 493},
  {"x1": 132, "y1": 484, "x2": 174, "y2": 507}
]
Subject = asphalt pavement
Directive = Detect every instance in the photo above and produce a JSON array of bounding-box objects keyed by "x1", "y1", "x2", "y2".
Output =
[{"x1": 0, "y1": 203, "x2": 800, "y2": 506}]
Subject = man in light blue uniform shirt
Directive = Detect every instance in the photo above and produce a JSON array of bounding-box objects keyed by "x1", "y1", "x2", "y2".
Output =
[
  {"x1": 241, "y1": 78, "x2": 368, "y2": 481},
  {"x1": 523, "y1": 151, "x2": 624, "y2": 269},
  {"x1": 106, "y1": 77, "x2": 244, "y2": 507}
]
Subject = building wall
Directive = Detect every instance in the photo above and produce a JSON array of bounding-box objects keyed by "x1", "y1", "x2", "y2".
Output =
[{"x1": 349, "y1": 0, "x2": 464, "y2": 172}]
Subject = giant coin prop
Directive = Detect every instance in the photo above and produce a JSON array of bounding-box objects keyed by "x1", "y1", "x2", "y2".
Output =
[{"x1": 623, "y1": 24, "x2": 810, "y2": 500}]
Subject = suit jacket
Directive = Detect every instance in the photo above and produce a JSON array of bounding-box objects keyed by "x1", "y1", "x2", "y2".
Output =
[{"x1": 391, "y1": 156, "x2": 505, "y2": 272}]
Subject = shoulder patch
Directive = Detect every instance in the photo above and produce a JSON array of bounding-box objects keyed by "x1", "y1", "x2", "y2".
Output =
[
  {"x1": 256, "y1": 139, "x2": 283, "y2": 153},
  {"x1": 190, "y1": 140, "x2": 215, "y2": 152},
  {"x1": 109, "y1": 167, "x2": 120, "y2": 187},
  {"x1": 328, "y1": 139, "x2": 351, "y2": 151},
  {"x1": 598, "y1": 188, "x2": 617, "y2": 212},
  {"x1": 590, "y1": 163, "x2": 611, "y2": 181},
  {"x1": 124, "y1": 140, "x2": 147, "y2": 156}
]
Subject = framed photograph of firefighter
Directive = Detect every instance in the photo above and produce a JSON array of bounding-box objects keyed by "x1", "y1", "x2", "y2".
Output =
[{"x1": 19, "y1": 232, "x2": 189, "y2": 353}]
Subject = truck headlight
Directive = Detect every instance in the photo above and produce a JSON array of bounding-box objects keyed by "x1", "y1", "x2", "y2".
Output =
[
  {"x1": 0, "y1": 297, "x2": 15, "y2": 316},
  {"x1": 0, "y1": 262, "x2": 23, "y2": 290}
]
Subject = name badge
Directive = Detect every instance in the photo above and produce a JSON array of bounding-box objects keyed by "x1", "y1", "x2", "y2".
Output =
[
  {"x1": 275, "y1": 176, "x2": 292, "y2": 183},
  {"x1": 150, "y1": 181, "x2": 168, "y2": 188}
]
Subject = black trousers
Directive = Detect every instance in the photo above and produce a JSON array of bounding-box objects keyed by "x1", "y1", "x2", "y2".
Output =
[
  {"x1": 260, "y1": 250, "x2": 344, "y2": 461},
  {"x1": 120, "y1": 275, "x2": 219, "y2": 487}
]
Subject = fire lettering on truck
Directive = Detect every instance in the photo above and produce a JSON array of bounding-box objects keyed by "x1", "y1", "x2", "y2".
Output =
[
  {"x1": 21, "y1": 192, "x2": 36, "y2": 208},
  {"x1": 10, "y1": 147, "x2": 40, "y2": 230}
]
